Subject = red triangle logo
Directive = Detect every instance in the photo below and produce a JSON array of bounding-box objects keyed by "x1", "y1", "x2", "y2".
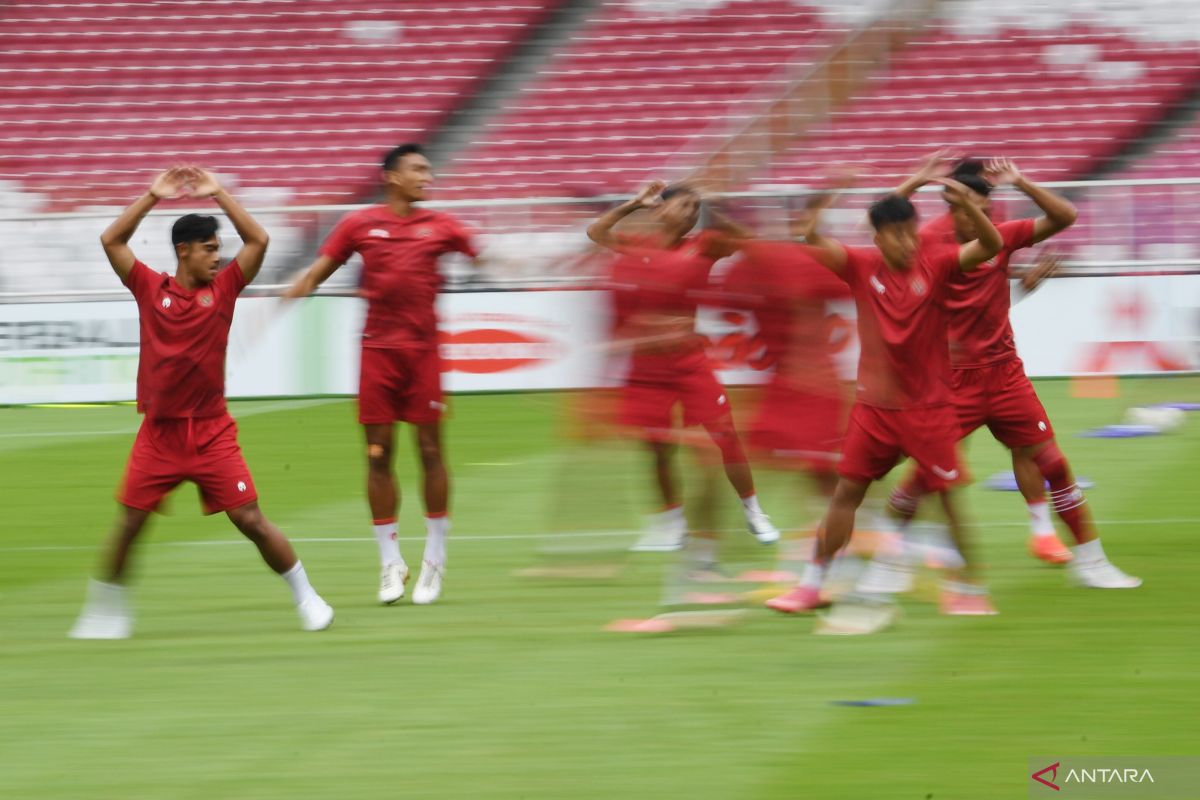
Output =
[{"x1": 1032, "y1": 762, "x2": 1061, "y2": 791}]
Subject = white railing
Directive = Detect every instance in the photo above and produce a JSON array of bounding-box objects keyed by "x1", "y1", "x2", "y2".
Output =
[{"x1": 2, "y1": 177, "x2": 1199, "y2": 301}]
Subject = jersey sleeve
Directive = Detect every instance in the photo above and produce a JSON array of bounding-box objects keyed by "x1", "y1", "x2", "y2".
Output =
[
  {"x1": 441, "y1": 214, "x2": 480, "y2": 258},
  {"x1": 998, "y1": 218, "x2": 1036, "y2": 253},
  {"x1": 124, "y1": 259, "x2": 155, "y2": 300},
  {"x1": 216, "y1": 259, "x2": 249, "y2": 299},
  {"x1": 694, "y1": 229, "x2": 738, "y2": 260},
  {"x1": 317, "y1": 212, "x2": 360, "y2": 264},
  {"x1": 838, "y1": 246, "x2": 868, "y2": 287}
]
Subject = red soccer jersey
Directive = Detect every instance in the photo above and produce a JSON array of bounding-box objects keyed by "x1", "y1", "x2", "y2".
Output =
[
  {"x1": 320, "y1": 205, "x2": 478, "y2": 350},
  {"x1": 920, "y1": 213, "x2": 1036, "y2": 368},
  {"x1": 727, "y1": 240, "x2": 850, "y2": 393},
  {"x1": 607, "y1": 230, "x2": 726, "y2": 378},
  {"x1": 840, "y1": 243, "x2": 960, "y2": 409},
  {"x1": 125, "y1": 259, "x2": 247, "y2": 419}
]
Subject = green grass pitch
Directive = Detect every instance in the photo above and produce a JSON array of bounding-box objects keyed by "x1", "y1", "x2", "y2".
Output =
[{"x1": 1, "y1": 377, "x2": 1197, "y2": 799}]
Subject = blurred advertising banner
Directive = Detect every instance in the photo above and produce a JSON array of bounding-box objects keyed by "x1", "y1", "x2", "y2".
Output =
[{"x1": 0, "y1": 277, "x2": 1196, "y2": 404}]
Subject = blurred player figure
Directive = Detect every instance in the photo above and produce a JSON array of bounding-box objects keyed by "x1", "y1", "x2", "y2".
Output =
[
  {"x1": 70, "y1": 167, "x2": 333, "y2": 639},
  {"x1": 286, "y1": 144, "x2": 476, "y2": 606},
  {"x1": 588, "y1": 182, "x2": 779, "y2": 556},
  {"x1": 721, "y1": 202, "x2": 852, "y2": 501},
  {"x1": 767, "y1": 182, "x2": 1005, "y2": 616},
  {"x1": 876, "y1": 154, "x2": 1140, "y2": 588}
]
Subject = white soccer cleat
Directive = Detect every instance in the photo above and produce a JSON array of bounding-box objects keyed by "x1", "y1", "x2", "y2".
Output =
[
  {"x1": 746, "y1": 511, "x2": 780, "y2": 545},
  {"x1": 815, "y1": 595, "x2": 900, "y2": 636},
  {"x1": 855, "y1": 556, "x2": 915, "y2": 596},
  {"x1": 631, "y1": 509, "x2": 687, "y2": 552},
  {"x1": 297, "y1": 596, "x2": 335, "y2": 631},
  {"x1": 378, "y1": 561, "x2": 409, "y2": 604},
  {"x1": 69, "y1": 611, "x2": 132, "y2": 640},
  {"x1": 412, "y1": 561, "x2": 444, "y2": 605},
  {"x1": 68, "y1": 578, "x2": 132, "y2": 640},
  {"x1": 1070, "y1": 559, "x2": 1142, "y2": 589}
]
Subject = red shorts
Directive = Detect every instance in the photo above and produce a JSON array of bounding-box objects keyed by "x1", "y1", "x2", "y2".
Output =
[
  {"x1": 838, "y1": 402, "x2": 964, "y2": 491},
  {"x1": 118, "y1": 414, "x2": 257, "y2": 515},
  {"x1": 749, "y1": 382, "x2": 845, "y2": 472},
  {"x1": 951, "y1": 358, "x2": 1054, "y2": 448},
  {"x1": 618, "y1": 366, "x2": 731, "y2": 435},
  {"x1": 359, "y1": 345, "x2": 444, "y2": 425}
]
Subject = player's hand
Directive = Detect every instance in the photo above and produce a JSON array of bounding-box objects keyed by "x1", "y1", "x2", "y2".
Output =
[
  {"x1": 914, "y1": 148, "x2": 960, "y2": 183},
  {"x1": 182, "y1": 167, "x2": 223, "y2": 199},
  {"x1": 633, "y1": 181, "x2": 667, "y2": 209},
  {"x1": 932, "y1": 177, "x2": 973, "y2": 208},
  {"x1": 1021, "y1": 251, "x2": 1062, "y2": 291},
  {"x1": 148, "y1": 168, "x2": 190, "y2": 200},
  {"x1": 984, "y1": 158, "x2": 1022, "y2": 186}
]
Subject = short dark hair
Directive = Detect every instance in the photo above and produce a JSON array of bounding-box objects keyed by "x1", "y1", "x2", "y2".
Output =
[
  {"x1": 952, "y1": 159, "x2": 986, "y2": 178},
  {"x1": 382, "y1": 143, "x2": 425, "y2": 172},
  {"x1": 171, "y1": 214, "x2": 219, "y2": 247},
  {"x1": 954, "y1": 173, "x2": 993, "y2": 198},
  {"x1": 661, "y1": 184, "x2": 699, "y2": 203},
  {"x1": 868, "y1": 194, "x2": 917, "y2": 230}
]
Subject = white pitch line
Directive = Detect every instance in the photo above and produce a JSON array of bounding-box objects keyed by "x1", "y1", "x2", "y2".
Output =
[{"x1": 1, "y1": 518, "x2": 1196, "y2": 554}]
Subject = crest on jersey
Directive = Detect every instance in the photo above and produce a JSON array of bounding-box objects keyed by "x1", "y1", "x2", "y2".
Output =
[
  {"x1": 869, "y1": 275, "x2": 886, "y2": 295},
  {"x1": 199, "y1": 292, "x2": 213, "y2": 307},
  {"x1": 367, "y1": 228, "x2": 390, "y2": 239},
  {"x1": 416, "y1": 227, "x2": 433, "y2": 238},
  {"x1": 911, "y1": 277, "x2": 927, "y2": 296},
  {"x1": 161, "y1": 296, "x2": 171, "y2": 309}
]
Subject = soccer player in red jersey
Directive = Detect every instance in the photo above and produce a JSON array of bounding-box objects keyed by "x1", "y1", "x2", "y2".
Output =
[
  {"x1": 69, "y1": 167, "x2": 334, "y2": 639},
  {"x1": 723, "y1": 229, "x2": 852, "y2": 498},
  {"x1": 879, "y1": 155, "x2": 1140, "y2": 588},
  {"x1": 588, "y1": 182, "x2": 780, "y2": 556},
  {"x1": 766, "y1": 182, "x2": 1005, "y2": 616},
  {"x1": 285, "y1": 144, "x2": 477, "y2": 606}
]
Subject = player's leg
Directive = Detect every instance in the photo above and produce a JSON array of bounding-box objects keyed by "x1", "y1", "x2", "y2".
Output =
[
  {"x1": 359, "y1": 347, "x2": 410, "y2": 603},
  {"x1": 364, "y1": 421, "x2": 408, "y2": 603},
  {"x1": 1011, "y1": 446, "x2": 1072, "y2": 564},
  {"x1": 226, "y1": 501, "x2": 333, "y2": 631},
  {"x1": 985, "y1": 360, "x2": 1073, "y2": 563},
  {"x1": 69, "y1": 504, "x2": 152, "y2": 640},
  {"x1": 70, "y1": 420, "x2": 179, "y2": 639},
  {"x1": 1024, "y1": 439, "x2": 1141, "y2": 588},
  {"x1": 620, "y1": 381, "x2": 688, "y2": 552},
  {"x1": 412, "y1": 420, "x2": 450, "y2": 604},
  {"x1": 933, "y1": 487, "x2": 997, "y2": 615}
]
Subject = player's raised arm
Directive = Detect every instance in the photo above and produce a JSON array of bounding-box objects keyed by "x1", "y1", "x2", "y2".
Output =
[
  {"x1": 894, "y1": 148, "x2": 958, "y2": 199},
  {"x1": 99, "y1": 168, "x2": 188, "y2": 283},
  {"x1": 985, "y1": 158, "x2": 1077, "y2": 244},
  {"x1": 184, "y1": 167, "x2": 269, "y2": 282},
  {"x1": 937, "y1": 178, "x2": 1003, "y2": 271},
  {"x1": 791, "y1": 192, "x2": 848, "y2": 274},
  {"x1": 586, "y1": 181, "x2": 666, "y2": 250}
]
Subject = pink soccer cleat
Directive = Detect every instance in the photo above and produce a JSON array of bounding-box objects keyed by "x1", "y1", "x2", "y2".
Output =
[
  {"x1": 765, "y1": 585, "x2": 828, "y2": 614},
  {"x1": 939, "y1": 590, "x2": 998, "y2": 616}
]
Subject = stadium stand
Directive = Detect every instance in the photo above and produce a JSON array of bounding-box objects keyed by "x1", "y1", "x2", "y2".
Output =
[
  {"x1": 0, "y1": 0, "x2": 560, "y2": 209},
  {"x1": 438, "y1": 0, "x2": 851, "y2": 199},
  {"x1": 764, "y1": 0, "x2": 1200, "y2": 187}
]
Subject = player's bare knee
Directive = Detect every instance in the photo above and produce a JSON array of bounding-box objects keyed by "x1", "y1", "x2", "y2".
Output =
[
  {"x1": 228, "y1": 504, "x2": 266, "y2": 538},
  {"x1": 366, "y1": 442, "x2": 393, "y2": 472},
  {"x1": 417, "y1": 440, "x2": 443, "y2": 471}
]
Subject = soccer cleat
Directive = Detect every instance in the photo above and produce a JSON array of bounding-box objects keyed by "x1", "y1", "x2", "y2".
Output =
[
  {"x1": 68, "y1": 611, "x2": 132, "y2": 640},
  {"x1": 378, "y1": 561, "x2": 410, "y2": 604},
  {"x1": 765, "y1": 585, "x2": 828, "y2": 613},
  {"x1": 412, "y1": 561, "x2": 444, "y2": 605},
  {"x1": 1069, "y1": 559, "x2": 1142, "y2": 589},
  {"x1": 1029, "y1": 534, "x2": 1074, "y2": 565},
  {"x1": 630, "y1": 514, "x2": 686, "y2": 552},
  {"x1": 939, "y1": 590, "x2": 998, "y2": 616},
  {"x1": 746, "y1": 511, "x2": 780, "y2": 545},
  {"x1": 68, "y1": 578, "x2": 132, "y2": 640},
  {"x1": 815, "y1": 595, "x2": 900, "y2": 635},
  {"x1": 855, "y1": 556, "x2": 915, "y2": 595},
  {"x1": 297, "y1": 596, "x2": 335, "y2": 631}
]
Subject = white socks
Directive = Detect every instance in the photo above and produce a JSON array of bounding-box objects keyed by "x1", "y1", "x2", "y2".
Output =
[
  {"x1": 423, "y1": 515, "x2": 449, "y2": 566},
  {"x1": 1028, "y1": 501, "x2": 1056, "y2": 538},
  {"x1": 373, "y1": 519, "x2": 403, "y2": 567},
  {"x1": 800, "y1": 560, "x2": 828, "y2": 590},
  {"x1": 740, "y1": 494, "x2": 764, "y2": 517},
  {"x1": 281, "y1": 561, "x2": 319, "y2": 606},
  {"x1": 1073, "y1": 538, "x2": 1105, "y2": 562}
]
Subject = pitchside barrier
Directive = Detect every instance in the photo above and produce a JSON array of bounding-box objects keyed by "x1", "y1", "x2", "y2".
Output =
[{"x1": 0, "y1": 182, "x2": 1196, "y2": 404}]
